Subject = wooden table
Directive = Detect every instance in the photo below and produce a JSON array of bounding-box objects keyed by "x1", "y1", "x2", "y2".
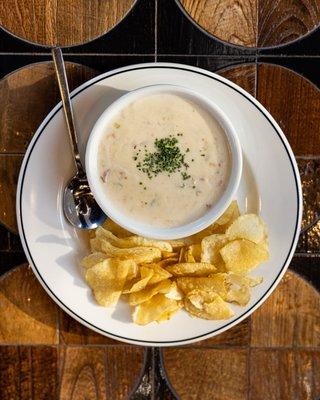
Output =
[{"x1": 0, "y1": 1, "x2": 319, "y2": 399}]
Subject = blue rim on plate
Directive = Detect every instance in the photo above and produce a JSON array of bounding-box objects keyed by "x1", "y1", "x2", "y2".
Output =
[{"x1": 16, "y1": 63, "x2": 302, "y2": 345}]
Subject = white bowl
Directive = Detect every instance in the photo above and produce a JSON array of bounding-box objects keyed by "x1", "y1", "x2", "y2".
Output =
[{"x1": 85, "y1": 84, "x2": 242, "y2": 239}]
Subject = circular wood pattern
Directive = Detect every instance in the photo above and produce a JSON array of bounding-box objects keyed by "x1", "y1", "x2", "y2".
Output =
[
  {"x1": 0, "y1": 61, "x2": 97, "y2": 233},
  {"x1": 179, "y1": 0, "x2": 320, "y2": 48},
  {"x1": 0, "y1": 0, "x2": 136, "y2": 47}
]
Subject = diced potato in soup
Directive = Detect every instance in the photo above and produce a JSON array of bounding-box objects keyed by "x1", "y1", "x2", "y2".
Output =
[{"x1": 98, "y1": 93, "x2": 231, "y2": 228}]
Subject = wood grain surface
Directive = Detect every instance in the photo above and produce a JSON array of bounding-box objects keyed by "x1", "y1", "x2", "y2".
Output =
[
  {"x1": 0, "y1": 264, "x2": 58, "y2": 344},
  {"x1": 218, "y1": 63, "x2": 256, "y2": 95},
  {"x1": 251, "y1": 272, "x2": 320, "y2": 347},
  {"x1": 258, "y1": 0, "x2": 320, "y2": 47},
  {"x1": 257, "y1": 63, "x2": 320, "y2": 155},
  {"x1": 250, "y1": 350, "x2": 320, "y2": 399},
  {"x1": 0, "y1": 62, "x2": 97, "y2": 154},
  {"x1": 59, "y1": 347, "x2": 107, "y2": 400},
  {"x1": 164, "y1": 348, "x2": 248, "y2": 400},
  {"x1": 0, "y1": 62, "x2": 97, "y2": 233},
  {"x1": 180, "y1": 0, "x2": 257, "y2": 47},
  {"x1": 59, "y1": 309, "x2": 119, "y2": 345},
  {"x1": 59, "y1": 347, "x2": 144, "y2": 400},
  {"x1": 179, "y1": 0, "x2": 320, "y2": 48},
  {"x1": 0, "y1": 0, "x2": 136, "y2": 47},
  {"x1": 0, "y1": 346, "x2": 58, "y2": 400},
  {"x1": 0, "y1": 155, "x2": 22, "y2": 233}
]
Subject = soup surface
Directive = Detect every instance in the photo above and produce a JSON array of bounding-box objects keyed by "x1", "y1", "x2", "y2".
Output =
[{"x1": 98, "y1": 93, "x2": 231, "y2": 228}]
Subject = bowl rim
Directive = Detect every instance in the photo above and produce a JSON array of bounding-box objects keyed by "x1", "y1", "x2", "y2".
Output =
[{"x1": 85, "y1": 84, "x2": 243, "y2": 239}]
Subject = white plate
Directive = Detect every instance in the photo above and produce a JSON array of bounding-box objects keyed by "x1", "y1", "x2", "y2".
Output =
[{"x1": 16, "y1": 63, "x2": 302, "y2": 346}]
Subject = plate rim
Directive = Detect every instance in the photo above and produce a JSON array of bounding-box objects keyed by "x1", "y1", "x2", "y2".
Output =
[{"x1": 16, "y1": 62, "x2": 302, "y2": 346}]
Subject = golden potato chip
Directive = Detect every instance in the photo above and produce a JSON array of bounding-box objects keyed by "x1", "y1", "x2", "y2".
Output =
[
  {"x1": 201, "y1": 234, "x2": 229, "y2": 270},
  {"x1": 225, "y1": 285, "x2": 250, "y2": 306},
  {"x1": 226, "y1": 273, "x2": 263, "y2": 287},
  {"x1": 81, "y1": 252, "x2": 108, "y2": 268},
  {"x1": 123, "y1": 266, "x2": 154, "y2": 293},
  {"x1": 133, "y1": 294, "x2": 181, "y2": 325},
  {"x1": 184, "y1": 290, "x2": 234, "y2": 319},
  {"x1": 166, "y1": 262, "x2": 216, "y2": 277},
  {"x1": 226, "y1": 214, "x2": 267, "y2": 244},
  {"x1": 157, "y1": 258, "x2": 179, "y2": 268},
  {"x1": 220, "y1": 239, "x2": 269, "y2": 274},
  {"x1": 215, "y1": 200, "x2": 240, "y2": 227},
  {"x1": 96, "y1": 226, "x2": 173, "y2": 252},
  {"x1": 187, "y1": 244, "x2": 201, "y2": 261},
  {"x1": 85, "y1": 259, "x2": 134, "y2": 307},
  {"x1": 145, "y1": 264, "x2": 172, "y2": 285},
  {"x1": 90, "y1": 237, "x2": 161, "y2": 264},
  {"x1": 129, "y1": 279, "x2": 173, "y2": 305},
  {"x1": 164, "y1": 281, "x2": 183, "y2": 300},
  {"x1": 102, "y1": 218, "x2": 132, "y2": 238},
  {"x1": 177, "y1": 274, "x2": 229, "y2": 299},
  {"x1": 161, "y1": 250, "x2": 177, "y2": 259}
]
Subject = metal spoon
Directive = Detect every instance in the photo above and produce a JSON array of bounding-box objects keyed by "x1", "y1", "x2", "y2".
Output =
[{"x1": 52, "y1": 47, "x2": 106, "y2": 229}]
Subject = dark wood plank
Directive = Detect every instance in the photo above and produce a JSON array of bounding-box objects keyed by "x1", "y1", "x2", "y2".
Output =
[
  {"x1": 0, "y1": 264, "x2": 58, "y2": 344},
  {"x1": 250, "y1": 350, "x2": 320, "y2": 399},
  {"x1": 0, "y1": 62, "x2": 97, "y2": 154},
  {"x1": 251, "y1": 271, "x2": 320, "y2": 347},
  {"x1": 0, "y1": 155, "x2": 22, "y2": 233},
  {"x1": 59, "y1": 310, "x2": 120, "y2": 345},
  {"x1": 0, "y1": 346, "x2": 58, "y2": 400},
  {"x1": 218, "y1": 63, "x2": 256, "y2": 95},
  {"x1": 59, "y1": 347, "x2": 106, "y2": 400},
  {"x1": 163, "y1": 348, "x2": 248, "y2": 400},
  {"x1": 258, "y1": 0, "x2": 320, "y2": 47},
  {"x1": 180, "y1": 0, "x2": 257, "y2": 47},
  {"x1": 257, "y1": 63, "x2": 320, "y2": 155},
  {"x1": 104, "y1": 347, "x2": 145, "y2": 399},
  {"x1": 0, "y1": 0, "x2": 136, "y2": 47},
  {"x1": 59, "y1": 347, "x2": 144, "y2": 400}
]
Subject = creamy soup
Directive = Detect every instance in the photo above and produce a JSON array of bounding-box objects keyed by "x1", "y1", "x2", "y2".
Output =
[{"x1": 98, "y1": 93, "x2": 231, "y2": 228}]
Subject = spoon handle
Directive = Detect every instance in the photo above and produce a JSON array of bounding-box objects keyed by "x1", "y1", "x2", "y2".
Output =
[{"x1": 52, "y1": 47, "x2": 83, "y2": 173}]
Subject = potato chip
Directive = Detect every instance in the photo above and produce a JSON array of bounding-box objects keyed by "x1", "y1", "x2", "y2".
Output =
[
  {"x1": 81, "y1": 252, "x2": 108, "y2": 268},
  {"x1": 220, "y1": 239, "x2": 269, "y2": 274},
  {"x1": 161, "y1": 250, "x2": 177, "y2": 259},
  {"x1": 145, "y1": 264, "x2": 172, "y2": 285},
  {"x1": 157, "y1": 258, "x2": 179, "y2": 268},
  {"x1": 184, "y1": 290, "x2": 234, "y2": 319},
  {"x1": 96, "y1": 226, "x2": 173, "y2": 252},
  {"x1": 166, "y1": 262, "x2": 216, "y2": 277},
  {"x1": 177, "y1": 274, "x2": 229, "y2": 299},
  {"x1": 102, "y1": 219, "x2": 132, "y2": 238},
  {"x1": 227, "y1": 273, "x2": 263, "y2": 287},
  {"x1": 223, "y1": 272, "x2": 263, "y2": 306},
  {"x1": 187, "y1": 244, "x2": 201, "y2": 261},
  {"x1": 133, "y1": 294, "x2": 181, "y2": 325},
  {"x1": 226, "y1": 214, "x2": 266, "y2": 244},
  {"x1": 225, "y1": 285, "x2": 250, "y2": 306},
  {"x1": 215, "y1": 200, "x2": 240, "y2": 227},
  {"x1": 201, "y1": 234, "x2": 229, "y2": 270},
  {"x1": 129, "y1": 279, "x2": 173, "y2": 305},
  {"x1": 90, "y1": 237, "x2": 161, "y2": 264},
  {"x1": 164, "y1": 281, "x2": 183, "y2": 300},
  {"x1": 123, "y1": 266, "x2": 154, "y2": 293},
  {"x1": 85, "y1": 259, "x2": 134, "y2": 307}
]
